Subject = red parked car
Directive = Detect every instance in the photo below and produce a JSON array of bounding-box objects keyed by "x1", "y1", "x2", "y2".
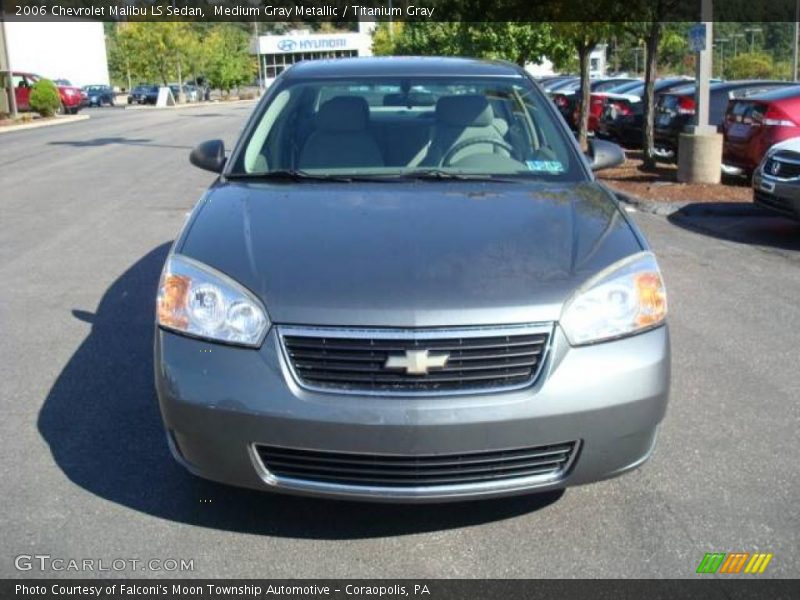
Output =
[
  {"x1": 12, "y1": 72, "x2": 83, "y2": 115},
  {"x1": 722, "y1": 86, "x2": 800, "y2": 177}
]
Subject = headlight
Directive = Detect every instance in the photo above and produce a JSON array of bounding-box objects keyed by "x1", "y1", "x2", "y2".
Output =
[
  {"x1": 156, "y1": 254, "x2": 269, "y2": 347},
  {"x1": 560, "y1": 251, "x2": 667, "y2": 346}
]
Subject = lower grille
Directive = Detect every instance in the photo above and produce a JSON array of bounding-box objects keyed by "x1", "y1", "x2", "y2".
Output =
[
  {"x1": 754, "y1": 190, "x2": 798, "y2": 218},
  {"x1": 279, "y1": 324, "x2": 551, "y2": 395},
  {"x1": 255, "y1": 442, "x2": 578, "y2": 488}
]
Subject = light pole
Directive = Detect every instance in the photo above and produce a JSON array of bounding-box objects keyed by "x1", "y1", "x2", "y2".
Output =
[
  {"x1": 632, "y1": 47, "x2": 644, "y2": 75},
  {"x1": 0, "y1": 18, "x2": 17, "y2": 118},
  {"x1": 678, "y1": 0, "x2": 721, "y2": 184},
  {"x1": 793, "y1": 0, "x2": 799, "y2": 81},
  {"x1": 744, "y1": 27, "x2": 762, "y2": 53},
  {"x1": 714, "y1": 38, "x2": 729, "y2": 78},
  {"x1": 732, "y1": 33, "x2": 744, "y2": 56}
]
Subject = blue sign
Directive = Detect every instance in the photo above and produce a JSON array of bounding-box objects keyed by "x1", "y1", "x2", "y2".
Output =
[{"x1": 689, "y1": 24, "x2": 707, "y2": 53}]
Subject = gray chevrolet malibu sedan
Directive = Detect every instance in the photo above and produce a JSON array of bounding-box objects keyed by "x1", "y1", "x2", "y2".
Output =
[{"x1": 155, "y1": 57, "x2": 670, "y2": 502}]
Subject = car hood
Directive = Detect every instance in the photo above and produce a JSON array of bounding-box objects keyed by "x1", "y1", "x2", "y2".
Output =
[
  {"x1": 178, "y1": 181, "x2": 643, "y2": 327},
  {"x1": 768, "y1": 137, "x2": 800, "y2": 154}
]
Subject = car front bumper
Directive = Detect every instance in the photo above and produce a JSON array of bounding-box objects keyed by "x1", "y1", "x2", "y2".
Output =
[
  {"x1": 753, "y1": 171, "x2": 800, "y2": 220},
  {"x1": 155, "y1": 324, "x2": 670, "y2": 502}
]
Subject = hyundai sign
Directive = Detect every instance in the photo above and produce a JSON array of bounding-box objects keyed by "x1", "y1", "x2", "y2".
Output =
[{"x1": 258, "y1": 33, "x2": 363, "y2": 55}]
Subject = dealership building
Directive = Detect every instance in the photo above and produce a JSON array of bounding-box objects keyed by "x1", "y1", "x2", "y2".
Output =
[
  {"x1": 1, "y1": 20, "x2": 109, "y2": 115},
  {"x1": 255, "y1": 24, "x2": 375, "y2": 86}
]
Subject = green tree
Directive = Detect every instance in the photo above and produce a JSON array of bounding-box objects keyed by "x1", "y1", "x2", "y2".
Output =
[
  {"x1": 107, "y1": 24, "x2": 137, "y2": 92},
  {"x1": 206, "y1": 25, "x2": 255, "y2": 95},
  {"x1": 552, "y1": 22, "x2": 620, "y2": 150},
  {"x1": 618, "y1": 1, "x2": 681, "y2": 169},
  {"x1": 29, "y1": 79, "x2": 62, "y2": 117},
  {"x1": 388, "y1": 22, "x2": 567, "y2": 68},
  {"x1": 371, "y1": 22, "x2": 404, "y2": 56}
]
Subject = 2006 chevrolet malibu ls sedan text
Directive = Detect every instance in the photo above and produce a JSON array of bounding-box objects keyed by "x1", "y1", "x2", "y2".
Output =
[{"x1": 155, "y1": 57, "x2": 670, "y2": 502}]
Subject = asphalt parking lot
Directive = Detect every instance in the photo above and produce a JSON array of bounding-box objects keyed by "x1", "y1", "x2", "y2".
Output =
[{"x1": 1, "y1": 103, "x2": 798, "y2": 579}]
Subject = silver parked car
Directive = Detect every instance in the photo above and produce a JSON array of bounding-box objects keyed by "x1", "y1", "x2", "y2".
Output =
[
  {"x1": 753, "y1": 137, "x2": 800, "y2": 220},
  {"x1": 155, "y1": 57, "x2": 670, "y2": 502}
]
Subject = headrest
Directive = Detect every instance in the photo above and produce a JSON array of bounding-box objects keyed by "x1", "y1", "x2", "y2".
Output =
[
  {"x1": 492, "y1": 117, "x2": 509, "y2": 136},
  {"x1": 316, "y1": 96, "x2": 370, "y2": 132},
  {"x1": 435, "y1": 95, "x2": 494, "y2": 127}
]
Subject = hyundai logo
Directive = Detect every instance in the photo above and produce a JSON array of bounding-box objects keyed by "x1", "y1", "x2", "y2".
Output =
[
  {"x1": 770, "y1": 160, "x2": 781, "y2": 176},
  {"x1": 277, "y1": 39, "x2": 297, "y2": 52}
]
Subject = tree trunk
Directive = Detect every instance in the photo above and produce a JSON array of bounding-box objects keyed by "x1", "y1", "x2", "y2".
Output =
[
  {"x1": 577, "y1": 44, "x2": 592, "y2": 152},
  {"x1": 642, "y1": 21, "x2": 662, "y2": 170},
  {"x1": 176, "y1": 60, "x2": 185, "y2": 104}
]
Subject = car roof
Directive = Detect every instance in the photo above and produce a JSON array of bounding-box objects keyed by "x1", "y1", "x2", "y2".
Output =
[
  {"x1": 743, "y1": 85, "x2": 800, "y2": 102},
  {"x1": 666, "y1": 80, "x2": 793, "y2": 96},
  {"x1": 283, "y1": 56, "x2": 524, "y2": 79}
]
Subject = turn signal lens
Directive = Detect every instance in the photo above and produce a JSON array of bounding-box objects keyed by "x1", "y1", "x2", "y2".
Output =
[
  {"x1": 157, "y1": 274, "x2": 190, "y2": 329},
  {"x1": 634, "y1": 272, "x2": 667, "y2": 327},
  {"x1": 560, "y1": 252, "x2": 667, "y2": 346},
  {"x1": 156, "y1": 254, "x2": 269, "y2": 347}
]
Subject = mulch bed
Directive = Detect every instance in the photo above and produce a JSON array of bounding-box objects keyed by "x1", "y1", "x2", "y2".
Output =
[{"x1": 598, "y1": 150, "x2": 753, "y2": 203}]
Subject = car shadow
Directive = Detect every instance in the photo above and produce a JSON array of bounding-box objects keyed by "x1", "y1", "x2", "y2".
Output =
[
  {"x1": 668, "y1": 202, "x2": 800, "y2": 253},
  {"x1": 49, "y1": 138, "x2": 194, "y2": 150},
  {"x1": 37, "y1": 243, "x2": 564, "y2": 540},
  {"x1": 179, "y1": 113, "x2": 237, "y2": 118}
]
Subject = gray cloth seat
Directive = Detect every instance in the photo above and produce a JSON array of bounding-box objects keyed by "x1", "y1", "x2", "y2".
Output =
[
  {"x1": 298, "y1": 96, "x2": 383, "y2": 169},
  {"x1": 422, "y1": 95, "x2": 510, "y2": 166}
]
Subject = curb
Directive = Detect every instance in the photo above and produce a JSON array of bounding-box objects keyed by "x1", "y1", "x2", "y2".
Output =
[
  {"x1": 124, "y1": 99, "x2": 257, "y2": 111},
  {"x1": 612, "y1": 191, "x2": 688, "y2": 216},
  {"x1": 612, "y1": 190, "x2": 770, "y2": 218},
  {"x1": 0, "y1": 114, "x2": 90, "y2": 134}
]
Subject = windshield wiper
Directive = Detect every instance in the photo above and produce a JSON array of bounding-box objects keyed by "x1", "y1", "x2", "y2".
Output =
[
  {"x1": 226, "y1": 170, "x2": 355, "y2": 183},
  {"x1": 397, "y1": 169, "x2": 520, "y2": 182},
  {"x1": 226, "y1": 169, "x2": 521, "y2": 183}
]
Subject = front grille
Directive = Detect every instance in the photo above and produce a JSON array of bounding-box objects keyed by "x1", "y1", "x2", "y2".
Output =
[
  {"x1": 255, "y1": 442, "x2": 577, "y2": 487},
  {"x1": 279, "y1": 325, "x2": 551, "y2": 395},
  {"x1": 754, "y1": 189, "x2": 798, "y2": 218},
  {"x1": 764, "y1": 152, "x2": 800, "y2": 180}
]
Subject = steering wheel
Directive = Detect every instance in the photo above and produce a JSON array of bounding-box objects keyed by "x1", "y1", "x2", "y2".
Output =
[{"x1": 441, "y1": 137, "x2": 514, "y2": 166}]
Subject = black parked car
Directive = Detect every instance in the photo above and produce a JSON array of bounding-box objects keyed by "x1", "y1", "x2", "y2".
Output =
[
  {"x1": 654, "y1": 80, "x2": 796, "y2": 159},
  {"x1": 128, "y1": 84, "x2": 159, "y2": 105},
  {"x1": 83, "y1": 85, "x2": 115, "y2": 107},
  {"x1": 596, "y1": 78, "x2": 694, "y2": 147},
  {"x1": 540, "y1": 76, "x2": 578, "y2": 93}
]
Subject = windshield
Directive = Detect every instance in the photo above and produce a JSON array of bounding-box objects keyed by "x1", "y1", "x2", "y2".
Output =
[{"x1": 231, "y1": 76, "x2": 584, "y2": 181}]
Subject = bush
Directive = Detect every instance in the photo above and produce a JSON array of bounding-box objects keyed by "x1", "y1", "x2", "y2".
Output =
[
  {"x1": 29, "y1": 79, "x2": 62, "y2": 117},
  {"x1": 725, "y1": 52, "x2": 775, "y2": 80}
]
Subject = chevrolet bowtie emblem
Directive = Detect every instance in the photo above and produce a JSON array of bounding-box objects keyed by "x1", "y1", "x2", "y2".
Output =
[{"x1": 385, "y1": 349, "x2": 449, "y2": 375}]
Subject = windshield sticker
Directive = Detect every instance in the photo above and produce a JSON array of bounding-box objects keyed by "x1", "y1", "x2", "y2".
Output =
[{"x1": 526, "y1": 160, "x2": 565, "y2": 174}]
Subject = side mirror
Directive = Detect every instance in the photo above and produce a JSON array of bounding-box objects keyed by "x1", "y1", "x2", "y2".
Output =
[
  {"x1": 189, "y1": 139, "x2": 226, "y2": 173},
  {"x1": 587, "y1": 138, "x2": 625, "y2": 171}
]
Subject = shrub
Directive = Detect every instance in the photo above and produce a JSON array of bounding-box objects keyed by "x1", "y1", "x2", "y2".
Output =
[
  {"x1": 725, "y1": 52, "x2": 775, "y2": 80},
  {"x1": 29, "y1": 79, "x2": 62, "y2": 117}
]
